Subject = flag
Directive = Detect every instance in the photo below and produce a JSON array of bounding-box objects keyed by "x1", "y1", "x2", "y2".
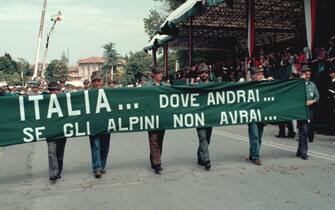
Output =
[
  {"x1": 246, "y1": 0, "x2": 255, "y2": 58},
  {"x1": 51, "y1": 12, "x2": 63, "y2": 22},
  {"x1": 304, "y1": 0, "x2": 316, "y2": 52}
]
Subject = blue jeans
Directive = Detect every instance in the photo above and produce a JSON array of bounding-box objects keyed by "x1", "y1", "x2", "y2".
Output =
[
  {"x1": 196, "y1": 127, "x2": 212, "y2": 163},
  {"x1": 89, "y1": 133, "x2": 111, "y2": 173},
  {"x1": 248, "y1": 123, "x2": 264, "y2": 160}
]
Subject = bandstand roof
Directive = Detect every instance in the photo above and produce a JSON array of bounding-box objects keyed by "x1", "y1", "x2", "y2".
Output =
[{"x1": 145, "y1": 0, "x2": 310, "y2": 51}]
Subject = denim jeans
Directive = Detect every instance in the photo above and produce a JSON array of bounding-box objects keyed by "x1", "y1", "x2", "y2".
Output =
[
  {"x1": 248, "y1": 123, "x2": 264, "y2": 160},
  {"x1": 196, "y1": 127, "x2": 212, "y2": 163},
  {"x1": 89, "y1": 133, "x2": 111, "y2": 172}
]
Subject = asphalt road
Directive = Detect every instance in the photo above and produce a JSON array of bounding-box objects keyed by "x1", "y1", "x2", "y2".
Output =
[{"x1": 0, "y1": 125, "x2": 335, "y2": 210}]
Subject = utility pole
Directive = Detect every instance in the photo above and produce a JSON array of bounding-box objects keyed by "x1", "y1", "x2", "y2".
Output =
[{"x1": 33, "y1": 0, "x2": 48, "y2": 79}]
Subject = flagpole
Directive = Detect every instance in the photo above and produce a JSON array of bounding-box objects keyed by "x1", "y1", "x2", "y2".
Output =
[{"x1": 33, "y1": 0, "x2": 48, "y2": 80}]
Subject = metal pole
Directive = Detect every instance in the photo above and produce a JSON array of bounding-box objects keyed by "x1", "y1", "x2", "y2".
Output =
[
  {"x1": 188, "y1": 17, "x2": 193, "y2": 67},
  {"x1": 164, "y1": 44, "x2": 169, "y2": 80},
  {"x1": 152, "y1": 48, "x2": 157, "y2": 65},
  {"x1": 41, "y1": 20, "x2": 57, "y2": 79},
  {"x1": 33, "y1": 0, "x2": 48, "y2": 79}
]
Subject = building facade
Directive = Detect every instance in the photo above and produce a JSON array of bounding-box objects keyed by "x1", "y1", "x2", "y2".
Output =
[{"x1": 77, "y1": 57, "x2": 106, "y2": 80}]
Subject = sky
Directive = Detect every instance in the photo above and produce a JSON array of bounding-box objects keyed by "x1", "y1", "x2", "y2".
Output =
[{"x1": 0, "y1": 0, "x2": 160, "y2": 65}]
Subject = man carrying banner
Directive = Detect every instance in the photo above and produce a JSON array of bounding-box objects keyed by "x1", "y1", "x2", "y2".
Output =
[
  {"x1": 89, "y1": 71, "x2": 111, "y2": 178},
  {"x1": 46, "y1": 82, "x2": 67, "y2": 183},
  {"x1": 247, "y1": 66, "x2": 271, "y2": 165},
  {"x1": 195, "y1": 63, "x2": 213, "y2": 170},
  {"x1": 145, "y1": 66, "x2": 167, "y2": 174},
  {"x1": 27, "y1": 80, "x2": 41, "y2": 95},
  {"x1": 0, "y1": 83, "x2": 7, "y2": 96},
  {"x1": 297, "y1": 65, "x2": 319, "y2": 159}
]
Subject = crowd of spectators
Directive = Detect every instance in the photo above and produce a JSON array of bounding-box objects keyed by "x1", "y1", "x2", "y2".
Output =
[{"x1": 173, "y1": 35, "x2": 335, "y2": 84}]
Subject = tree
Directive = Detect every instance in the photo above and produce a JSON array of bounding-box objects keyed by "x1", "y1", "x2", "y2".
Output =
[
  {"x1": 154, "y1": 0, "x2": 186, "y2": 11},
  {"x1": 122, "y1": 51, "x2": 152, "y2": 85},
  {"x1": 17, "y1": 58, "x2": 31, "y2": 84},
  {"x1": 144, "y1": 10, "x2": 166, "y2": 40},
  {"x1": 157, "y1": 50, "x2": 178, "y2": 74},
  {"x1": 0, "y1": 53, "x2": 23, "y2": 85},
  {"x1": 144, "y1": 1, "x2": 185, "y2": 40},
  {"x1": 45, "y1": 55, "x2": 68, "y2": 82},
  {"x1": 60, "y1": 51, "x2": 68, "y2": 66},
  {"x1": 0, "y1": 53, "x2": 18, "y2": 75},
  {"x1": 103, "y1": 42, "x2": 118, "y2": 67},
  {"x1": 102, "y1": 42, "x2": 119, "y2": 81}
]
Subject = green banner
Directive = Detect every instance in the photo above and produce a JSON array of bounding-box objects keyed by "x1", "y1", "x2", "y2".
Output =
[{"x1": 0, "y1": 80, "x2": 307, "y2": 147}]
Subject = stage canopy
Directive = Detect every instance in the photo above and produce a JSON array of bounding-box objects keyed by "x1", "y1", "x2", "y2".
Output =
[{"x1": 144, "y1": 0, "x2": 333, "y2": 54}]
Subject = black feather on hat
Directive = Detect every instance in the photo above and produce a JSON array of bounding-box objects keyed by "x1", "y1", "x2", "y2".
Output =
[
  {"x1": 198, "y1": 63, "x2": 210, "y2": 73},
  {"x1": 250, "y1": 66, "x2": 264, "y2": 75},
  {"x1": 150, "y1": 65, "x2": 162, "y2": 74},
  {"x1": 91, "y1": 71, "x2": 103, "y2": 81},
  {"x1": 301, "y1": 65, "x2": 312, "y2": 72},
  {"x1": 48, "y1": 82, "x2": 61, "y2": 90}
]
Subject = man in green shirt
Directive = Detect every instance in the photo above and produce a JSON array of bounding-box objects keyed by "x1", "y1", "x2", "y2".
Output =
[{"x1": 297, "y1": 65, "x2": 319, "y2": 159}]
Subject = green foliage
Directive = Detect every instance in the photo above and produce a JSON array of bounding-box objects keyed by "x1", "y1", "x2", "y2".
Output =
[
  {"x1": 144, "y1": 10, "x2": 166, "y2": 40},
  {"x1": 102, "y1": 42, "x2": 119, "y2": 81},
  {"x1": 60, "y1": 51, "x2": 68, "y2": 65},
  {"x1": 103, "y1": 42, "x2": 118, "y2": 66},
  {"x1": 144, "y1": 1, "x2": 185, "y2": 40},
  {"x1": 45, "y1": 58, "x2": 68, "y2": 82},
  {"x1": 17, "y1": 58, "x2": 31, "y2": 84},
  {"x1": 154, "y1": 0, "x2": 186, "y2": 11},
  {"x1": 0, "y1": 53, "x2": 28, "y2": 85},
  {"x1": 0, "y1": 71, "x2": 21, "y2": 85},
  {"x1": 122, "y1": 51, "x2": 152, "y2": 85},
  {"x1": 157, "y1": 50, "x2": 178, "y2": 74},
  {"x1": 0, "y1": 53, "x2": 18, "y2": 75}
]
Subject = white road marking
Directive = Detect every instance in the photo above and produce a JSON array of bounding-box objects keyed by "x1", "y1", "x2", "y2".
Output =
[{"x1": 214, "y1": 130, "x2": 335, "y2": 162}]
